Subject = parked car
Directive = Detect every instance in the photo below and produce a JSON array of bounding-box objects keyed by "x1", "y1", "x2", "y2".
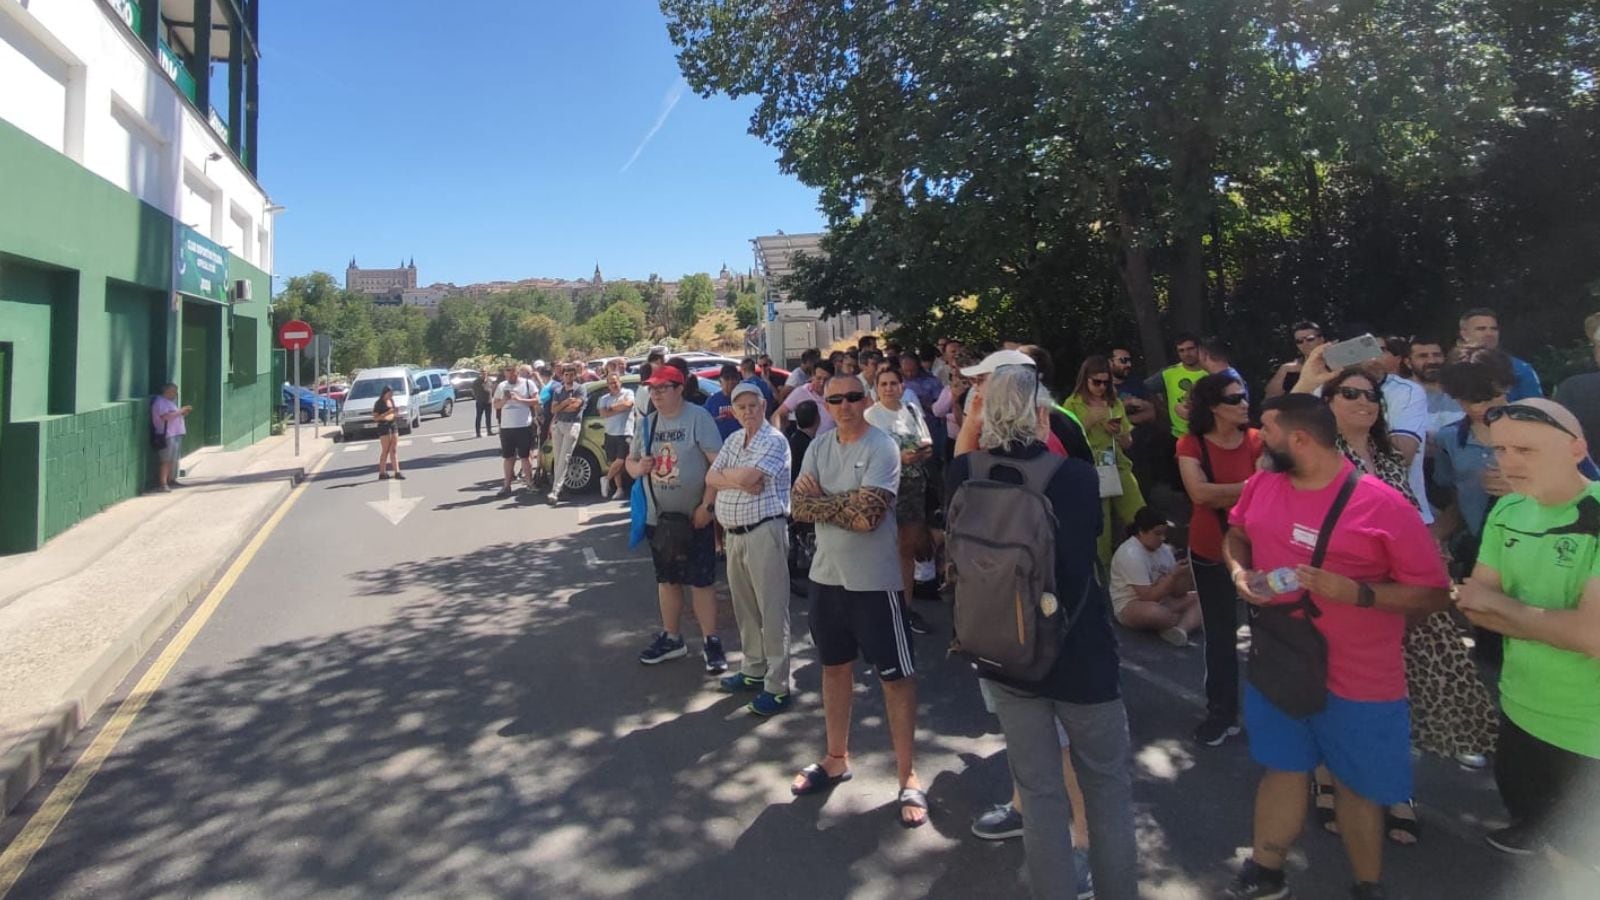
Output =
[
  {"x1": 540, "y1": 375, "x2": 720, "y2": 493},
  {"x1": 341, "y1": 367, "x2": 423, "y2": 439},
  {"x1": 409, "y1": 368, "x2": 456, "y2": 419},
  {"x1": 692, "y1": 364, "x2": 790, "y2": 385},
  {"x1": 281, "y1": 384, "x2": 339, "y2": 424},
  {"x1": 315, "y1": 382, "x2": 349, "y2": 404},
  {"x1": 447, "y1": 369, "x2": 481, "y2": 400}
]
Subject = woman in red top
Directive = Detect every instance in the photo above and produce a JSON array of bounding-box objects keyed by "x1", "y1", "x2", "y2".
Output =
[{"x1": 1176, "y1": 372, "x2": 1262, "y2": 747}]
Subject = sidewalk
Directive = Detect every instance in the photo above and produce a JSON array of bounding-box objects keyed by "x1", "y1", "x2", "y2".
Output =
[{"x1": 0, "y1": 430, "x2": 335, "y2": 822}]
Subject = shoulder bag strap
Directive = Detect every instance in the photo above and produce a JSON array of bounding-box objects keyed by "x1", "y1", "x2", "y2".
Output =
[
  {"x1": 642, "y1": 412, "x2": 662, "y2": 511},
  {"x1": 1298, "y1": 468, "x2": 1362, "y2": 617},
  {"x1": 1197, "y1": 436, "x2": 1230, "y2": 535}
]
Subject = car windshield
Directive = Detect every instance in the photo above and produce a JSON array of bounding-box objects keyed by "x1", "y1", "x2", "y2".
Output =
[{"x1": 347, "y1": 377, "x2": 406, "y2": 400}]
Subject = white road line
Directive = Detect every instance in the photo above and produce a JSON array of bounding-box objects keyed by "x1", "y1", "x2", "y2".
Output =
[
  {"x1": 343, "y1": 443, "x2": 372, "y2": 452},
  {"x1": 578, "y1": 503, "x2": 631, "y2": 525},
  {"x1": 397, "y1": 439, "x2": 412, "y2": 448},
  {"x1": 583, "y1": 546, "x2": 648, "y2": 567},
  {"x1": 431, "y1": 436, "x2": 454, "y2": 444}
]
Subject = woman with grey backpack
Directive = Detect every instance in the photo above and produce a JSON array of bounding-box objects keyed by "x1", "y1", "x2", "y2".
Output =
[{"x1": 945, "y1": 361, "x2": 1138, "y2": 900}]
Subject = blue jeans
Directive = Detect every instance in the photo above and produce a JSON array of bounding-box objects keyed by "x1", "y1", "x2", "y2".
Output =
[{"x1": 987, "y1": 682, "x2": 1139, "y2": 899}]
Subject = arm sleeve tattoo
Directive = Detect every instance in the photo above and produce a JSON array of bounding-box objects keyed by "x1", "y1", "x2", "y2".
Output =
[{"x1": 792, "y1": 486, "x2": 894, "y2": 532}]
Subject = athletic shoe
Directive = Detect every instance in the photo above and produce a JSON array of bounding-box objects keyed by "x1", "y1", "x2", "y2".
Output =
[
  {"x1": 1193, "y1": 714, "x2": 1241, "y2": 747},
  {"x1": 970, "y1": 804, "x2": 1024, "y2": 841},
  {"x1": 703, "y1": 636, "x2": 729, "y2": 674},
  {"x1": 602, "y1": 478, "x2": 615, "y2": 499},
  {"x1": 1225, "y1": 860, "x2": 1290, "y2": 899},
  {"x1": 904, "y1": 607, "x2": 932, "y2": 636},
  {"x1": 1484, "y1": 823, "x2": 1542, "y2": 856},
  {"x1": 1160, "y1": 626, "x2": 1189, "y2": 647},
  {"x1": 746, "y1": 691, "x2": 792, "y2": 717},
  {"x1": 547, "y1": 492, "x2": 561, "y2": 506},
  {"x1": 1073, "y1": 847, "x2": 1094, "y2": 900},
  {"x1": 1454, "y1": 752, "x2": 1488, "y2": 770},
  {"x1": 719, "y1": 673, "x2": 762, "y2": 692},
  {"x1": 639, "y1": 632, "x2": 687, "y2": 665}
]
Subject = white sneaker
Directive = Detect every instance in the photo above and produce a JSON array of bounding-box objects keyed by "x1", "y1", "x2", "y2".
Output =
[
  {"x1": 1161, "y1": 626, "x2": 1190, "y2": 647},
  {"x1": 602, "y1": 478, "x2": 615, "y2": 499}
]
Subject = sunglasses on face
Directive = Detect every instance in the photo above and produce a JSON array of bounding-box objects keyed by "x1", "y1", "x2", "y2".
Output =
[
  {"x1": 1484, "y1": 404, "x2": 1580, "y2": 439},
  {"x1": 1295, "y1": 335, "x2": 1323, "y2": 345},
  {"x1": 1335, "y1": 386, "x2": 1380, "y2": 403},
  {"x1": 1112, "y1": 357, "x2": 1132, "y2": 364},
  {"x1": 1090, "y1": 377, "x2": 1111, "y2": 387},
  {"x1": 1216, "y1": 394, "x2": 1247, "y2": 406},
  {"x1": 825, "y1": 391, "x2": 867, "y2": 406}
]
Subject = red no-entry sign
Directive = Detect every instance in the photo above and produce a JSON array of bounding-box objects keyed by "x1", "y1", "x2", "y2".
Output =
[{"x1": 278, "y1": 319, "x2": 313, "y2": 351}]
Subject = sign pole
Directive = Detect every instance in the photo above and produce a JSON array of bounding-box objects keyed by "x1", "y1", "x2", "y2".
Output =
[{"x1": 293, "y1": 343, "x2": 301, "y2": 456}]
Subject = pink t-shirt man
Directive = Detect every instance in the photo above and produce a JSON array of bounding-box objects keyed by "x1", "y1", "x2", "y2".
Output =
[
  {"x1": 1229, "y1": 462, "x2": 1449, "y2": 702},
  {"x1": 778, "y1": 383, "x2": 836, "y2": 433}
]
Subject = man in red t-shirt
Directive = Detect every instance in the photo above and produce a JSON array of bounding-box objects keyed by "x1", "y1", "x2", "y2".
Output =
[{"x1": 1221, "y1": 394, "x2": 1450, "y2": 900}]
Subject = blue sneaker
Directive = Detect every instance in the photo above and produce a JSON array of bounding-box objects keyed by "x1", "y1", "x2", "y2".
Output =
[
  {"x1": 703, "y1": 636, "x2": 729, "y2": 674},
  {"x1": 720, "y1": 673, "x2": 762, "y2": 692},
  {"x1": 639, "y1": 632, "x2": 687, "y2": 665},
  {"x1": 746, "y1": 691, "x2": 792, "y2": 717}
]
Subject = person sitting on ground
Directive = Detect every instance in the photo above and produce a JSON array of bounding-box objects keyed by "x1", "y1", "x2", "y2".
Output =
[
  {"x1": 945, "y1": 365, "x2": 1138, "y2": 900},
  {"x1": 1109, "y1": 507, "x2": 1199, "y2": 646}
]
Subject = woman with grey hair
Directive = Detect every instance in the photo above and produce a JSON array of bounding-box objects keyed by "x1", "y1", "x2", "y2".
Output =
[{"x1": 945, "y1": 364, "x2": 1137, "y2": 900}]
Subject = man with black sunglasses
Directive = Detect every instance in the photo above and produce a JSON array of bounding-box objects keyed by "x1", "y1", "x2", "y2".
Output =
[
  {"x1": 1458, "y1": 398, "x2": 1600, "y2": 863},
  {"x1": 1266, "y1": 321, "x2": 1328, "y2": 400}
]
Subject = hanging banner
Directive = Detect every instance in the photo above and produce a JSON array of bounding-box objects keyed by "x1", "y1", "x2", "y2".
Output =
[{"x1": 176, "y1": 224, "x2": 229, "y2": 303}]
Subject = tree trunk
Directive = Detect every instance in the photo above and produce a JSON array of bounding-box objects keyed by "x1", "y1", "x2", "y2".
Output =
[
  {"x1": 1169, "y1": 227, "x2": 1206, "y2": 336},
  {"x1": 1107, "y1": 169, "x2": 1169, "y2": 368}
]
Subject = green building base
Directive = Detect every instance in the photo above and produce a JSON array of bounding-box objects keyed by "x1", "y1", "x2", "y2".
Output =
[{"x1": 0, "y1": 119, "x2": 274, "y2": 553}]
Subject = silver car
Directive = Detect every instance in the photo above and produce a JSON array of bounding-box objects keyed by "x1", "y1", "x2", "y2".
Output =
[{"x1": 341, "y1": 366, "x2": 423, "y2": 439}]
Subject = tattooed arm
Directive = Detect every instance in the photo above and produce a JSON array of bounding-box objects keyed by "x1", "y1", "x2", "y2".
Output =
[{"x1": 792, "y1": 485, "x2": 895, "y2": 532}]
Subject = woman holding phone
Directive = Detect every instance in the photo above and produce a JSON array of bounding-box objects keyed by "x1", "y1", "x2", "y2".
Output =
[
  {"x1": 1062, "y1": 356, "x2": 1146, "y2": 566},
  {"x1": 866, "y1": 366, "x2": 935, "y2": 635},
  {"x1": 373, "y1": 385, "x2": 403, "y2": 481}
]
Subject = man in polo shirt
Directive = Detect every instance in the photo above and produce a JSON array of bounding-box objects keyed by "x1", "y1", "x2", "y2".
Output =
[
  {"x1": 546, "y1": 363, "x2": 586, "y2": 505},
  {"x1": 1224, "y1": 395, "x2": 1451, "y2": 900},
  {"x1": 789, "y1": 373, "x2": 927, "y2": 827},
  {"x1": 1458, "y1": 398, "x2": 1600, "y2": 862},
  {"x1": 707, "y1": 382, "x2": 795, "y2": 716},
  {"x1": 1459, "y1": 307, "x2": 1543, "y2": 401}
]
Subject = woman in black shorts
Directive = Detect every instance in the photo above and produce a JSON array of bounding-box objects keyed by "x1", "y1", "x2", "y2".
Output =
[{"x1": 373, "y1": 386, "x2": 404, "y2": 480}]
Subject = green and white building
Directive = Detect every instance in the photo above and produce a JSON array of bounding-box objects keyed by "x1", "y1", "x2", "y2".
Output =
[{"x1": 0, "y1": 0, "x2": 275, "y2": 552}]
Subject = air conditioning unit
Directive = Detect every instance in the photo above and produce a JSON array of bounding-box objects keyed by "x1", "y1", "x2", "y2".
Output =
[{"x1": 232, "y1": 279, "x2": 253, "y2": 303}]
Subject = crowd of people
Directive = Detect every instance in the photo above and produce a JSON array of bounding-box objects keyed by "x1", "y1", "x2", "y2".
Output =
[{"x1": 449, "y1": 306, "x2": 1597, "y2": 899}]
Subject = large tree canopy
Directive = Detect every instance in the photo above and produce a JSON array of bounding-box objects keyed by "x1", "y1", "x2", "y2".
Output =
[{"x1": 663, "y1": 0, "x2": 1600, "y2": 377}]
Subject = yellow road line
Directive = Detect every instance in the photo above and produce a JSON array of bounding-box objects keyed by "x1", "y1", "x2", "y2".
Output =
[{"x1": 0, "y1": 454, "x2": 333, "y2": 897}]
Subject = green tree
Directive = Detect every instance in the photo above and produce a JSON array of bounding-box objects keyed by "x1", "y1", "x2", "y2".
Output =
[
  {"x1": 640, "y1": 274, "x2": 671, "y2": 333},
  {"x1": 271, "y1": 272, "x2": 344, "y2": 334},
  {"x1": 372, "y1": 305, "x2": 429, "y2": 366},
  {"x1": 331, "y1": 295, "x2": 378, "y2": 373},
  {"x1": 674, "y1": 272, "x2": 716, "y2": 333},
  {"x1": 604, "y1": 281, "x2": 644, "y2": 311},
  {"x1": 733, "y1": 291, "x2": 760, "y2": 329},
  {"x1": 427, "y1": 297, "x2": 490, "y2": 362},
  {"x1": 512, "y1": 313, "x2": 564, "y2": 363},
  {"x1": 588, "y1": 302, "x2": 648, "y2": 350}
]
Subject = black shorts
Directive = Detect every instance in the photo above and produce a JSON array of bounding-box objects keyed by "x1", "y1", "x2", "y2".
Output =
[
  {"x1": 809, "y1": 582, "x2": 916, "y2": 681},
  {"x1": 499, "y1": 425, "x2": 534, "y2": 460},
  {"x1": 647, "y1": 522, "x2": 717, "y2": 587},
  {"x1": 604, "y1": 434, "x2": 630, "y2": 463},
  {"x1": 376, "y1": 422, "x2": 395, "y2": 437}
]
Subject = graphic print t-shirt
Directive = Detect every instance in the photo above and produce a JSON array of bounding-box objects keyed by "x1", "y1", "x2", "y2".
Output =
[{"x1": 631, "y1": 404, "x2": 721, "y2": 525}]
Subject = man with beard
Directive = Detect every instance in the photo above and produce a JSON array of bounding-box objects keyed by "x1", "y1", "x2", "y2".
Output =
[
  {"x1": 1410, "y1": 337, "x2": 1463, "y2": 439},
  {"x1": 1223, "y1": 394, "x2": 1451, "y2": 900}
]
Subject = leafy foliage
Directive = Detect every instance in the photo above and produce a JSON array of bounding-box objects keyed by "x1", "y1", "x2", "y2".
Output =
[{"x1": 675, "y1": 273, "x2": 717, "y2": 332}]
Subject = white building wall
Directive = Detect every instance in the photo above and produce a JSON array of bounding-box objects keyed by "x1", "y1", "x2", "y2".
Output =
[{"x1": 0, "y1": 0, "x2": 273, "y2": 271}]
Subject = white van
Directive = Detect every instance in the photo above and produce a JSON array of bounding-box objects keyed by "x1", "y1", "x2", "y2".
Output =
[{"x1": 341, "y1": 366, "x2": 423, "y2": 440}]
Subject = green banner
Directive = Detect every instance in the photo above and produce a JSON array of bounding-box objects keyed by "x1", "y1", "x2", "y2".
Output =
[{"x1": 177, "y1": 225, "x2": 229, "y2": 303}]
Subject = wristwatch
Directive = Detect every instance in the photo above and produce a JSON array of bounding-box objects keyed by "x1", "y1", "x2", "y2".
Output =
[{"x1": 1356, "y1": 583, "x2": 1376, "y2": 608}]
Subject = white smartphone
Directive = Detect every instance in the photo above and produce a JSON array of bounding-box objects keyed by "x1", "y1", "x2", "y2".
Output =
[{"x1": 1323, "y1": 333, "x2": 1385, "y2": 370}]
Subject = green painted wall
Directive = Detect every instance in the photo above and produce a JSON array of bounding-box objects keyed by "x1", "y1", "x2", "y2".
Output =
[{"x1": 0, "y1": 118, "x2": 273, "y2": 552}]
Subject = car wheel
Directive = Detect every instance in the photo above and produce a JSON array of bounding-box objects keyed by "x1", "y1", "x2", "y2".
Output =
[
  {"x1": 299, "y1": 406, "x2": 314, "y2": 424},
  {"x1": 563, "y1": 449, "x2": 599, "y2": 493},
  {"x1": 400, "y1": 418, "x2": 413, "y2": 436},
  {"x1": 441, "y1": 398, "x2": 453, "y2": 418}
]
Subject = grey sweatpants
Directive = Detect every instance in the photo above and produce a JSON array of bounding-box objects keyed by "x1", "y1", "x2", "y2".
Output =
[
  {"x1": 988, "y1": 682, "x2": 1139, "y2": 900},
  {"x1": 549, "y1": 421, "x2": 581, "y2": 493},
  {"x1": 725, "y1": 517, "x2": 792, "y2": 695}
]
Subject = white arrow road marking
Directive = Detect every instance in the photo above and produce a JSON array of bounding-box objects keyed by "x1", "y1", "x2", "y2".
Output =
[
  {"x1": 583, "y1": 547, "x2": 649, "y2": 567},
  {"x1": 366, "y1": 478, "x2": 423, "y2": 525}
]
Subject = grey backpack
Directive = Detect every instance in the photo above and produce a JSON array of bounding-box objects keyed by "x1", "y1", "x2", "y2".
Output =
[{"x1": 947, "y1": 451, "x2": 1072, "y2": 682}]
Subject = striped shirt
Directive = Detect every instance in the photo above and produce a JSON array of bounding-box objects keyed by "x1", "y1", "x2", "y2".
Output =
[{"x1": 710, "y1": 422, "x2": 792, "y2": 528}]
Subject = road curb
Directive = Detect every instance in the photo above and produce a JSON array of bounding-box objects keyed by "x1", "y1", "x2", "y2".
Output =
[{"x1": 0, "y1": 442, "x2": 331, "y2": 824}]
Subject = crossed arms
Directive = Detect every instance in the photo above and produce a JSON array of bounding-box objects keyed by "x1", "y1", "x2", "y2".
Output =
[{"x1": 792, "y1": 474, "x2": 893, "y2": 532}]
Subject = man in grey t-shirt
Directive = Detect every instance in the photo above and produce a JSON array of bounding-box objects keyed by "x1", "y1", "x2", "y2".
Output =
[
  {"x1": 789, "y1": 374, "x2": 927, "y2": 827},
  {"x1": 546, "y1": 363, "x2": 587, "y2": 505},
  {"x1": 627, "y1": 365, "x2": 729, "y2": 675}
]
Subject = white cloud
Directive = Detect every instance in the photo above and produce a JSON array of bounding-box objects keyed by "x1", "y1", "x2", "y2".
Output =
[{"x1": 619, "y1": 79, "x2": 686, "y2": 174}]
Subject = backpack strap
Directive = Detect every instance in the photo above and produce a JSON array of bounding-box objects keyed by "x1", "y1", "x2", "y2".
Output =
[
  {"x1": 1296, "y1": 467, "x2": 1362, "y2": 618},
  {"x1": 971, "y1": 448, "x2": 1064, "y2": 496}
]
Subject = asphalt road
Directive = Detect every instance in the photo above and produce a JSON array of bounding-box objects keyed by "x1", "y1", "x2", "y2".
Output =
[{"x1": 0, "y1": 423, "x2": 1556, "y2": 899}]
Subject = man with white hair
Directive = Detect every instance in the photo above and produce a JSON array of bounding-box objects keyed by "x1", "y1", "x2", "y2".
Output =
[{"x1": 1458, "y1": 398, "x2": 1600, "y2": 860}]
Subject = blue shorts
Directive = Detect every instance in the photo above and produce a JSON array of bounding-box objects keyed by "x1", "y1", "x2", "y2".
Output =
[{"x1": 1244, "y1": 685, "x2": 1413, "y2": 805}]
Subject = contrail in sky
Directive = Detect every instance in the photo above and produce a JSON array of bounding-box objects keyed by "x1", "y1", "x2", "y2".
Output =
[{"x1": 620, "y1": 80, "x2": 686, "y2": 173}]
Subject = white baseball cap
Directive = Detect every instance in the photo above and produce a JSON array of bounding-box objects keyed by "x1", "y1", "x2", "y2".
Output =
[
  {"x1": 961, "y1": 349, "x2": 1036, "y2": 377},
  {"x1": 730, "y1": 382, "x2": 764, "y2": 403}
]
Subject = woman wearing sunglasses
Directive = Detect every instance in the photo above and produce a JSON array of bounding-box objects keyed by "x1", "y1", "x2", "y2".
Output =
[
  {"x1": 1313, "y1": 365, "x2": 1498, "y2": 846},
  {"x1": 1063, "y1": 356, "x2": 1147, "y2": 566},
  {"x1": 1176, "y1": 372, "x2": 1262, "y2": 748},
  {"x1": 866, "y1": 367, "x2": 935, "y2": 636}
]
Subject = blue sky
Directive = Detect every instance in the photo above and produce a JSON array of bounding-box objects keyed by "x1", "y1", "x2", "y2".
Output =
[{"x1": 259, "y1": 0, "x2": 824, "y2": 286}]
